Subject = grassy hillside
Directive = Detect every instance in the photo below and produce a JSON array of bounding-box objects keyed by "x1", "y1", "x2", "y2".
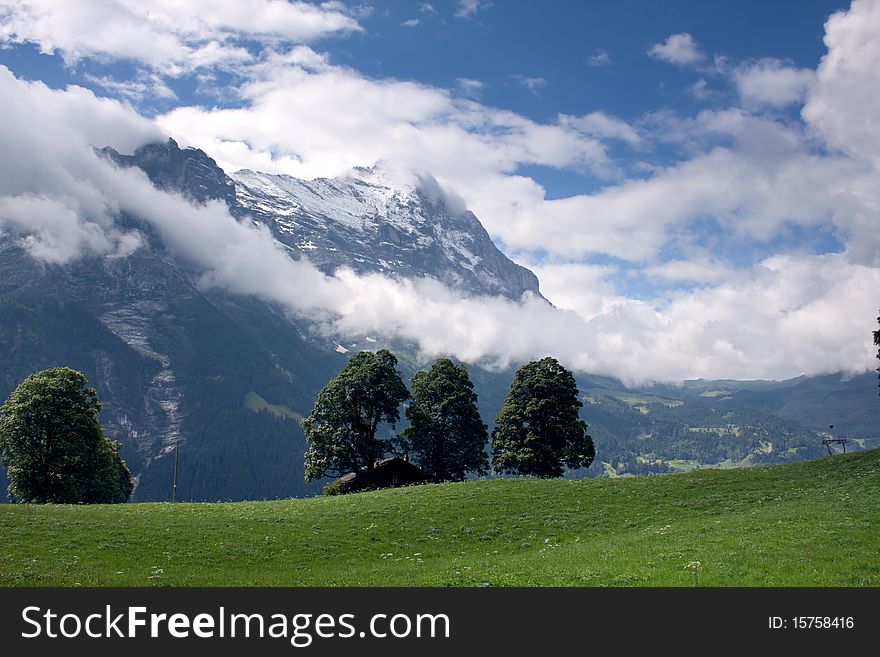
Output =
[{"x1": 1, "y1": 450, "x2": 878, "y2": 587}]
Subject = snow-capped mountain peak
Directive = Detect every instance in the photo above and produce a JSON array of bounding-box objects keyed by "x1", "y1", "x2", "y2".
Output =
[
  {"x1": 105, "y1": 139, "x2": 541, "y2": 300},
  {"x1": 230, "y1": 163, "x2": 540, "y2": 299}
]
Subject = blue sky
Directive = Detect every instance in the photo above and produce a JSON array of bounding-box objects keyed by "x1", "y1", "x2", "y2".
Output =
[
  {"x1": 0, "y1": 0, "x2": 877, "y2": 382},
  {"x1": 3, "y1": 1, "x2": 847, "y2": 191},
  {"x1": 350, "y1": 2, "x2": 842, "y2": 117}
]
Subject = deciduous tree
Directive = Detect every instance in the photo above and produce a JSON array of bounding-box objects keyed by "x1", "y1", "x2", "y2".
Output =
[
  {"x1": 492, "y1": 357, "x2": 595, "y2": 478},
  {"x1": 0, "y1": 367, "x2": 132, "y2": 503},
  {"x1": 402, "y1": 358, "x2": 488, "y2": 482},
  {"x1": 302, "y1": 350, "x2": 409, "y2": 481}
]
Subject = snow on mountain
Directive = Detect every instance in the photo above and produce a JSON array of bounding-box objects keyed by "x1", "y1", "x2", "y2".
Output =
[{"x1": 230, "y1": 163, "x2": 542, "y2": 300}]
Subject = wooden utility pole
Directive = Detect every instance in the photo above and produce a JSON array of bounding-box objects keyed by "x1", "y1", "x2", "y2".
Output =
[{"x1": 171, "y1": 438, "x2": 180, "y2": 502}]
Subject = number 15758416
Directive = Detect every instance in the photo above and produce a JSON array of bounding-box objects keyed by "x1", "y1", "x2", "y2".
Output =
[{"x1": 768, "y1": 616, "x2": 854, "y2": 629}]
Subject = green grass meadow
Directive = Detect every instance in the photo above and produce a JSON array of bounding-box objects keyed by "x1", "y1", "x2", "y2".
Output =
[{"x1": 1, "y1": 449, "x2": 878, "y2": 586}]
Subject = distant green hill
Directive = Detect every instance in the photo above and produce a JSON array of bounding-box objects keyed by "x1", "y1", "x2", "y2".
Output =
[
  {"x1": 723, "y1": 372, "x2": 880, "y2": 438},
  {"x1": 1, "y1": 449, "x2": 877, "y2": 586},
  {"x1": 566, "y1": 371, "x2": 879, "y2": 477}
]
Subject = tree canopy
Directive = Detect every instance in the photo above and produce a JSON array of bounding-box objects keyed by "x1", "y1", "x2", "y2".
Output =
[
  {"x1": 491, "y1": 357, "x2": 595, "y2": 478},
  {"x1": 302, "y1": 349, "x2": 409, "y2": 481},
  {"x1": 0, "y1": 367, "x2": 132, "y2": 503},
  {"x1": 402, "y1": 358, "x2": 488, "y2": 482}
]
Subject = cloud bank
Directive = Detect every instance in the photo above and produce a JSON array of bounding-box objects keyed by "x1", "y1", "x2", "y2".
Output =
[{"x1": 0, "y1": 0, "x2": 361, "y2": 74}]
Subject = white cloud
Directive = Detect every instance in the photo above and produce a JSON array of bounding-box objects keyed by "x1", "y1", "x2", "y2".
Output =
[
  {"x1": 455, "y1": 0, "x2": 492, "y2": 19},
  {"x1": 401, "y1": 19, "x2": 421, "y2": 28},
  {"x1": 512, "y1": 75, "x2": 547, "y2": 94},
  {"x1": 803, "y1": 0, "x2": 880, "y2": 168},
  {"x1": 0, "y1": 195, "x2": 123, "y2": 264},
  {"x1": 688, "y1": 78, "x2": 720, "y2": 101},
  {"x1": 0, "y1": 67, "x2": 164, "y2": 188},
  {"x1": 456, "y1": 77, "x2": 484, "y2": 96},
  {"x1": 84, "y1": 72, "x2": 177, "y2": 102},
  {"x1": 648, "y1": 33, "x2": 704, "y2": 65},
  {"x1": 561, "y1": 111, "x2": 641, "y2": 146},
  {"x1": 734, "y1": 59, "x2": 814, "y2": 107},
  {"x1": 799, "y1": 0, "x2": 880, "y2": 266},
  {"x1": 157, "y1": 54, "x2": 613, "y2": 189},
  {"x1": 291, "y1": 251, "x2": 875, "y2": 385},
  {"x1": 586, "y1": 49, "x2": 611, "y2": 66},
  {"x1": 526, "y1": 262, "x2": 619, "y2": 319},
  {"x1": 481, "y1": 116, "x2": 863, "y2": 261},
  {"x1": 643, "y1": 257, "x2": 738, "y2": 285},
  {"x1": 0, "y1": 66, "x2": 160, "y2": 262},
  {"x1": 644, "y1": 254, "x2": 878, "y2": 381},
  {"x1": 524, "y1": 254, "x2": 878, "y2": 383},
  {"x1": 0, "y1": 0, "x2": 361, "y2": 75}
]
